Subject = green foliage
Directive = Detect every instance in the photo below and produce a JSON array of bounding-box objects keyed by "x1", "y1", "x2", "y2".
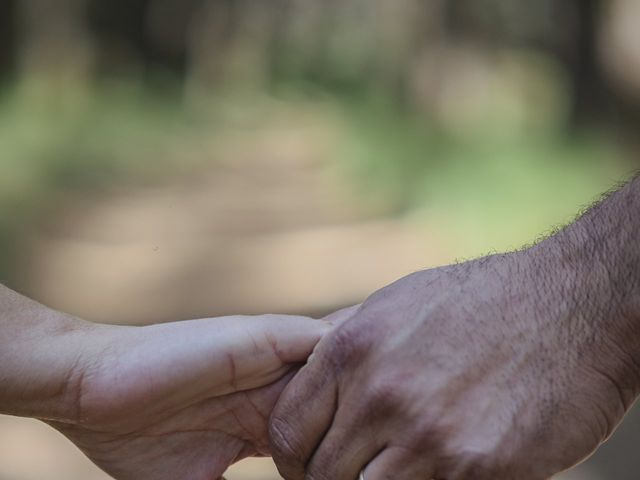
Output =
[
  {"x1": 0, "y1": 83, "x2": 198, "y2": 276},
  {"x1": 0, "y1": 76, "x2": 633, "y2": 278},
  {"x1": 332, "y1": 93, "x2": 632, "y2": 257}
]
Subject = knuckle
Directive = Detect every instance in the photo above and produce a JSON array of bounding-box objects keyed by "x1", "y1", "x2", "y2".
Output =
[
  {"x1": 327, "y1": 325, "x2": 370, "y2": 368},
  {"x1": 365, "y1": 375, "x2": 405, "y2": 413},
  {"x1": 268, "y1": 416, "x2": 308, "y2": 467}
]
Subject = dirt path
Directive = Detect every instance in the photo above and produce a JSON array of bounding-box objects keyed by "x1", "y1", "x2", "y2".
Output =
[{"x1": 21, "y1": 122, "x2": 452, "y2": 324}]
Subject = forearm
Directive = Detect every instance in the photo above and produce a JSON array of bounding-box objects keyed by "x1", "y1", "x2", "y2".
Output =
[
  {"x1": 531, "y1": 177, "x2": 640, "y2": 399},
  {"x1": 0, "y1": 284, "x2": 90, "y2": 422}
]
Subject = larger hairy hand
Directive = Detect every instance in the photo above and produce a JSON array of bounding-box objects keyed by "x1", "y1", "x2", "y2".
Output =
[
  {"x1": 270, "y1": 250, "x2": 639, "y2": 480},
  {"x1": 47, "y1": 315, "x2": 328, "y2": 480}
]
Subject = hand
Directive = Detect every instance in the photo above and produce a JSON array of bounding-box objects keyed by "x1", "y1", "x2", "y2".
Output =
[
  {"x1": 269, "y1": 250, "x2": 639, "y2": 480},
  {"x1": 47, "y1": 314, "x2": 328, "y2": 480}
]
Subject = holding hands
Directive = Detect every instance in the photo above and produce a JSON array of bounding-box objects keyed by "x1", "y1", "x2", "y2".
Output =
[{"x1": 3, "y1": 177, "x2": 640, "y2": 479}]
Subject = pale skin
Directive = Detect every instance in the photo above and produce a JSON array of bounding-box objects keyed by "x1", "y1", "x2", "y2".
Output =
[
  {"x1": 0, "y1": 284, "x2": 330, "y2": 480},
  {"x1": 270, "y1": 177, "x2": 640, "y2": 480}
]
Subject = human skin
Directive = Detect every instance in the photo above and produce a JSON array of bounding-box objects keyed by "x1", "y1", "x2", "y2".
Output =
[
  {"x1": 0, "y1": 284, "x2": 329, "y2": 480},
  {"x1": 269, "y1": 177, "x2": 640, "y2": 480}
]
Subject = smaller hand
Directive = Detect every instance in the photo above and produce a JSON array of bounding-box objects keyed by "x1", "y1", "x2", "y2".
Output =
[{"x1": 49, "y1": 314, "x2": 328, "y2": 480}]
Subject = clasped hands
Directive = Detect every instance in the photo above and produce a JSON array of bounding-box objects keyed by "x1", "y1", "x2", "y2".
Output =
[
  {"x1": 25, "y1": 246, "x2": 636, "y2": 480},
  {"x1": 7, "y1": 179, "x2": 640, "y2": 480}
]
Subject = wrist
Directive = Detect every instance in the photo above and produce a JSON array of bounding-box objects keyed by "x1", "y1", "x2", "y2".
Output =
[
  {"x1": 0, "y1": 307, "x2": 98, "y2": 424},
  {"x1": 527, "y1": 219, "x2": 640, "y2": 406}
]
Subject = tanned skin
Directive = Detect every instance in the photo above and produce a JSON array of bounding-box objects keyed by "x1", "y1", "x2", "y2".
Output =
[
  {"x1": 0, "y1": 285, "x2": 329, "y2": 480},
  {"x1": 270, "y1": 177, "x2": 640, "y2": 480}
]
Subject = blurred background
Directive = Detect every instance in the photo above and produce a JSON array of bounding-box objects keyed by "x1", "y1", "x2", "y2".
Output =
[{"x1": 0, "y1": 0, "x2": 639, "y2": 478}]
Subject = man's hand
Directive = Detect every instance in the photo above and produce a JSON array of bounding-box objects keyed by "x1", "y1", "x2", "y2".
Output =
[{"x1": 269, "y1": 179, "x2": 640, "y2": 480}]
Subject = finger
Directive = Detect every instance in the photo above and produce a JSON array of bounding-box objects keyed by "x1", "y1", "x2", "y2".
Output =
[
  {"x1": 214, "y1": 314, "x2": 332, "y2": 392},
  {"x1": 269, "y1": 351, "x2": 339, "y2": 480},
  {"x1": 363, "y1": 447, "x2": 435, "y2": 480},
  {"x1": 125, "y1": 314, "x2": 329, "y2": 410},
  {"x1": 242, "y1": 314, "x2": 332, "y2": 363},
  {"x1": 305, "y1": 397, "x2": 383, "y2": 480}
]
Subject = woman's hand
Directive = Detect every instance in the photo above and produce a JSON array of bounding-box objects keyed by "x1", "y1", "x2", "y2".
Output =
[
  {"x1": 47, "y1": 314, "x2": 329, "y2": 480},
  {"x1": 0, "y1": 283, "x2": 328, "y2": 480}
]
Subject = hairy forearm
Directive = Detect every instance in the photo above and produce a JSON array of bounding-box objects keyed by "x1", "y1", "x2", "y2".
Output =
[
  {"x1": 0, "y1": 284, "x2": 90, "y2": 422},
  {"x1": 531, "y1": 176, "x2": 640, "y2": 399}
]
